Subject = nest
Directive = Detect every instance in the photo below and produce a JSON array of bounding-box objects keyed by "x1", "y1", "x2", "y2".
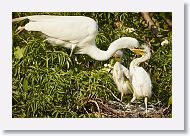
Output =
[{"x1": 83, "y1": 98, "x2": 172, "y2": 118}]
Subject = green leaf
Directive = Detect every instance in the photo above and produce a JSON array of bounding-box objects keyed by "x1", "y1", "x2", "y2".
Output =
[
  {"x1": 14, "y1": 46, "x2": 25, "y2": 59},
  {"x1": 168, "y1": 96, "x2": 172, "y2": 106},
  {"x1": 23, "y1": 78, "x2": 28, "y2": 91}
]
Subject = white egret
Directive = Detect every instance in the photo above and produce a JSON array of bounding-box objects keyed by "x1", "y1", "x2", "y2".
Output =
[
  {"x1": 129, "y1": 45, "x2": 152, "y2": 113},
  {"x1": 12, "y1": 15, "x2": 140, "y2": 60},
  {"x1": 112, "y1": 50, "x2": 133, "y2": 101}
]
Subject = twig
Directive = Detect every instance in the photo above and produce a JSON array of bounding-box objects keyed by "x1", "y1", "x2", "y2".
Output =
[
  {"x1": 88, "y1": 99, "x2": 101, "y2": 117},
  {"x1": 100, "y1": 85, "x2": 121, "y2": 102},
  {"x1": 83, "y1": 107, "x2": 89, "y2": 115},
  {"x1": 95, "y1": 99, "x2": 130, "y2": 116},
  {"x1": 107, "y1": 88, "x2": 121, "y2": 102},
  {"x1": 164, "y1": 18, "x2": 172, "y2": 28},
  {"x1": 141, "y1": 12, "x2": 159, "y2": 37}
]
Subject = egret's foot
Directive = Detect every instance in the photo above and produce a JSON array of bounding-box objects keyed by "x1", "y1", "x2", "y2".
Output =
[
  {"x1": 144, "y1": 97, "x2": 148, "y2": 114},
  {"x1": 120, "y1": 93, "x2": 123, "y2": 102}
]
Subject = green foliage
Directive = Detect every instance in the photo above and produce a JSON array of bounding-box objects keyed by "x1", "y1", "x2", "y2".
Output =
[
  {"x1": 12, "y1": 12, "x2": 172, "y2": 118},
  {"x1": 168, "y1": 96, "x2": 172, "y2": 107},
  {"x1": 14, "y1": 46, "x2": 25, "y2": 59}
]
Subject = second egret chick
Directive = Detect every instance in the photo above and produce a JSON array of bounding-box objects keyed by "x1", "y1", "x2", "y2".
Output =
[
  {"x1": 129, "y1": 45, "x2": 152, "y2": 113},
  {"x1": 112, "y1": 50, "x2": 133, "y2": 102}
]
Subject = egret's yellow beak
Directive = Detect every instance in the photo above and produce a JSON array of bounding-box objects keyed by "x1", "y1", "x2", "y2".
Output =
[{"x1": 130, "y1": 48, "x2": 144, "y2": 56}]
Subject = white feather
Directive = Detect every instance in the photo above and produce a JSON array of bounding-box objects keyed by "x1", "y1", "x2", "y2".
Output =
[
  {"x1": 13, "y1": 15, "x2": 139, "y2": 61},
  {"x1": 113, "y1": 62, "x2": 132, "y2": 95},
  {"x1": 129, "y1": 45, "x2": 152, "y2": 113},
  {"x1": 130, "y1": 67, "x2": 152, "y2": 98}
]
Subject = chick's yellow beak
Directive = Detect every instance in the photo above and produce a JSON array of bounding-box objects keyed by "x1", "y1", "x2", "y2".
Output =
[{"x1": 130, "y1": 48, "x2": 144, "y2": 56}]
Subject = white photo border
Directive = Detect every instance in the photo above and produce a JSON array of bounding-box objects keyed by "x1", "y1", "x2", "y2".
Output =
[{"x1": 0, "y1": 0, "x2": 184, "y2": 130}]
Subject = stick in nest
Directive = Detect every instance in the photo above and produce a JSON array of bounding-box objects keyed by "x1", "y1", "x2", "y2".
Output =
[{"x1": 87, "y1": 99, "x2": 101, "y2": 117}]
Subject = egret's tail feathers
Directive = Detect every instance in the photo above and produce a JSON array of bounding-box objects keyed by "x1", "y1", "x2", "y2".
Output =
[{"x1": 12, "y1": 16, "x2": 28, "y2": 23}]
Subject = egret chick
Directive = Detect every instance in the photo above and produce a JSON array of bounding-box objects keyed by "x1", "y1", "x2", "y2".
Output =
[
  {"x1": 13, "y1": 15, "x2": 140, "y2": 61},
  {"x1": 112, "y1": 50, "x2": 133, "y2": 101},
  {"x1": 129, "y1": 45, "x2": 152, "y2": 113}
]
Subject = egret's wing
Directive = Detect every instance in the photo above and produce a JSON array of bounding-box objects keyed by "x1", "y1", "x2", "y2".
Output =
[
  {"x1": 25, "y1": 16, "x2": 98, "y2": 44},
  {"x1": 113, "y1": 62, "x2": 123, "y2": 80},
  {"x1": 131, "y1": 67, "x2": 152, "y2": 97},
  {"x1": 118, "y1": 64, "x2": 133, "y2": 93},
  {"x1": 113, "y1": 62, "x2": 120, "y2": 81},
  {"x1": 26, "y1": 15, "x2": 80, "y2": 22},
  {"x1": 132, "y1": 67, "x2": 151, "y2": 87}
]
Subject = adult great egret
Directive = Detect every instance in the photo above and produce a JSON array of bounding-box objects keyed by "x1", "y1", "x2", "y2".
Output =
[
  {"x1": 112, "y1": 50, "x2": 133, "y2": 101},
  {"x1": 129, "y1": 45, "x2": 152, "y2": 113},
  {"x1": 12, "y1": 15, "x2": 140, "y2": 61}
]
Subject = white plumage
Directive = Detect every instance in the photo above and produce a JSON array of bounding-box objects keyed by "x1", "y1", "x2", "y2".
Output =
[
  {"x1": 13, "y1": 15, "x2": 140, "y2": 61},
  {"x1": 113, "y1": 61, "x2": 133, "y2": 101},
  {"x1": 130, "y1": 67, "x2": 152, "y2": 97},
  {"x1": 112, "y1": 50, "x2": 133, "y2": 101},
  {"x1": 129, "y1": 45, "x2": 152, "y2": 113}
]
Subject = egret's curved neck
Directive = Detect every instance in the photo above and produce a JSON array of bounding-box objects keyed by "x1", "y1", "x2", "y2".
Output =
[
  {"x1": 86, "y1": 44, "x2": 116, "y2": 61},
  {"x1": 130, "y1": 51, "x2": 151, "y2": 70},
  {"x1": 86, "y1": 41, "x2": 134, "y2": 61}
]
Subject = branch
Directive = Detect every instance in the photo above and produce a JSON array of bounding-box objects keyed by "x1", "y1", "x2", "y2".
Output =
[
  {"x1": 164, "y1": 18, "x2": 172, "y2": 28},
  {"x1": 87, "y1": 99, "x2": 101, "y2": 117},
  {"x1": 100, "y1": 85, "x2": 121, "y2": 102},
  {"x1": 141, "y1": 12, "x2": 159, "y2": 37}
]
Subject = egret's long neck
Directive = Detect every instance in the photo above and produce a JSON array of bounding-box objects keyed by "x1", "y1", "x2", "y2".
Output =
[
  {"x1": 130, "y1": 51, "x2": 151, "y2": 70},
  {"x1": 82, "y1": 37, "x2": 139, "y2": 61},
  {"x1": 86, "y1": 44, "x2": 117, "y2": 61}
]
